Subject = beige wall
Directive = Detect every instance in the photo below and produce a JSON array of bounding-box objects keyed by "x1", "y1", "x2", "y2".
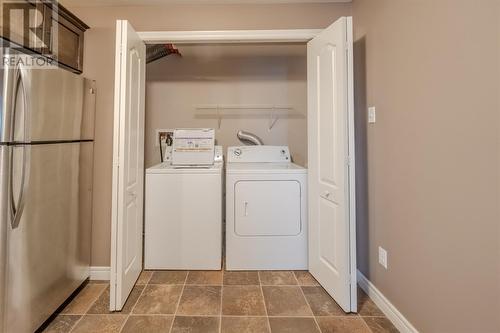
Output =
[
  {"x1": 145, "y1": 44, "x2": 307, "y2": 168},
  {"x1": 66, "y1": 2, "x2": 500, "y2": 331},
  {"x1": 352, "y1": 0, "x2": 500, "y2": 332},
  {"x1": 65, "y1": 3, "x2": 351, "y2": 266}
]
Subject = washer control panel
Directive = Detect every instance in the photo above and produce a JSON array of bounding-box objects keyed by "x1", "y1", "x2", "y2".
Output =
[
  {"x1": 172, "y1": 128, "x2": 215, "y2": 166},
  {"x1": 227, "y1": 146, "x2": 291, "y2": 163}
]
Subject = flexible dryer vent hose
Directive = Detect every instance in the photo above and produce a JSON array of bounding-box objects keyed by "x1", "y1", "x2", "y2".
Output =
[
  {"x1": 237, "y1": 130, "x2": 264, "y2": 145},
  {"x1": 146, "y1": 44, "x2": 181, "y2": 64}
]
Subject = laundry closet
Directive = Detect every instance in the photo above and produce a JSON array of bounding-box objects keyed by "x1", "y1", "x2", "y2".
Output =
[
  {"x1": 144, "y1": 43, "x2": 308, "y2": 168},
  {"x1": 143, "y1": 42, "x2": 309, "y2": 268},
  {"x1": 110, "y1": 18, "x2": 356, "y2": 315}
]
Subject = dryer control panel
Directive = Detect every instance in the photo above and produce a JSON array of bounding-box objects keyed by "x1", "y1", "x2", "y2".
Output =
[{"x1": 227, "y1": 146, "x2": 290, "y2": 163}]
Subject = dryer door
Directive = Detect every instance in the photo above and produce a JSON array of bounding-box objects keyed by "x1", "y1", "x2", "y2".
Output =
[{"x1": 234, "y1": 180, "x2": 302, "y2": 236}]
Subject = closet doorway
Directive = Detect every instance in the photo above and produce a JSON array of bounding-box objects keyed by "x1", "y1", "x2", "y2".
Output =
[{"x1": 109, "y1": 18, "x2": 357, "y2": 314}]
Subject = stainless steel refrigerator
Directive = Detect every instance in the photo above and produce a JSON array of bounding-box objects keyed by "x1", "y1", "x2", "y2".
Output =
[{"x1": 0, "y1": 50, "x2": 95, "y2": 333}]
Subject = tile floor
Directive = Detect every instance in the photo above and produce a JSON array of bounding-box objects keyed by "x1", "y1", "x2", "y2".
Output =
[{"x1": 43, "y1": 270, "x2": 399, "y2": 333}]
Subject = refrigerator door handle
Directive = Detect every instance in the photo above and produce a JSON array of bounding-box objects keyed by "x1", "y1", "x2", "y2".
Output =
[
  {"x1": 11, "y1": 65, "x2": 29, "y2": 143},
  {"x1": 10, "y1": 145, "x2": 30, "y2": 229},
  {"x1": 11, "y1": 67, "x2": 20, "y2": 143},
  {"x1": 10, "y1": 67, "x2": 31, "y2": 229}
]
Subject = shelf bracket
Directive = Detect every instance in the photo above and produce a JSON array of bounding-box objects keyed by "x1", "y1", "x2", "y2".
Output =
[
  {"x1": 268, "y1": 107, "x2": 279, "y2": 131},
  {"x1": 217, "y1": 105, "x2": 222, "y2": 129}
]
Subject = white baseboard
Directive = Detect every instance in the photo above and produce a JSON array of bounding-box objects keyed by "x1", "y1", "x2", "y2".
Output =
[
  {"x1": 357, "y1": 270, "x2": 419, "y2": 333},
  {"x1": 89, "y1": 266, "x2": 110, "y2": 281}
]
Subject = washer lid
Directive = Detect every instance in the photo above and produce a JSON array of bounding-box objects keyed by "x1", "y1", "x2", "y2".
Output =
[
  {"x1": 146, "y1": 161, "x2": 223, "y2": 174},
  {"x1": 226, "y1": 162, "x2": 307, "y2": 174}
]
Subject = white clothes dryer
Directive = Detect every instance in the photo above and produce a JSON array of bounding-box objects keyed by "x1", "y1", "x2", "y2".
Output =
[{"x1": 225, "y1": 146, "x2": 308, "y2": 270}]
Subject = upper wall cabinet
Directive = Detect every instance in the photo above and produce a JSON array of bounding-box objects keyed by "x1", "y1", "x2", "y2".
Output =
[
  {"x1": 1, "y1": 0, "x2": 89, "y2": 73},
  {"x1": 43, "y1": 2, "x2": 88, "y2": 73}
]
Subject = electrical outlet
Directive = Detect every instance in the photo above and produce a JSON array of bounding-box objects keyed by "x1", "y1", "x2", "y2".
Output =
[
  {"x1": 368, "y1": 106, "x2": 376, "y2": 123},
  {"x1": 155, "y1": 129, "x2": 174, "y2": 147},
  {"x1": 378, "y1": 246, "x2": 388, "y2": 269}
]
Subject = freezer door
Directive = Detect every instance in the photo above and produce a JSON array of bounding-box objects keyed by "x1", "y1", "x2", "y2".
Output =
[
  {"x1": 3, "y1": 142, "x2": 93, "y2": 333},
  {"x1": 1, "y1": 54, "x2": 96, "y2": 144},
  {"x1": 0, "y1": 146, "x2": 8, "y2": 333},
  {"x1": 17, "y1": 65, "x2": 95, "y2": 142},
  {"x1": 0, "y1": 63, "x2": 18, "y2": 144},
  {"x1": 0, "y1": 66, "x2": 6, "y2": 143}
]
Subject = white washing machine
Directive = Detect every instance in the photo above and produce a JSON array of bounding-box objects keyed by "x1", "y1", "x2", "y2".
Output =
[
  {"x1": 226, "y1": 146, "x2": 308, "y2": 270},
  {"x1": 144, "y1": 140, "x2": 223, "y2": 270}
]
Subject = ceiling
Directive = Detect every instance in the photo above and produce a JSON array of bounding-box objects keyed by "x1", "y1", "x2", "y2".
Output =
[{"x1": 60, "y1": 0, "x2": 351, "y2": 7}]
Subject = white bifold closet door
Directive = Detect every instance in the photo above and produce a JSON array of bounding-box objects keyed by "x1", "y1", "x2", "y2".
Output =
[
  {"x1": 307, "y1": 16, "x2": 357, "y2": 312},
  {"x1": 110, "y1": 20, "x2": 146, "y2": 311}
]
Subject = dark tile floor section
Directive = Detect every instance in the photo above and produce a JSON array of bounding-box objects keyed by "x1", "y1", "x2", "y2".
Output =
[{"x1": 42, "y1": 270, "x2": 399, "y2": 333}]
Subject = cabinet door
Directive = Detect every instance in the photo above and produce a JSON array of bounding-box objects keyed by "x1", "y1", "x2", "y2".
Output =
[
  {"x1": 0, "y1": 1, "x2": 46, "y2": 52},
  {"x1": 0, "y1": 1, "x2": 87, "y2": 73},
  {"x1": 46, "y1": 9, "x2": 85, "y2": 72}
]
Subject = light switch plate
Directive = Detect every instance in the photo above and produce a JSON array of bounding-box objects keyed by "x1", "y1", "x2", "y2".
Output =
[
  {"x1": 378, "y1": 246, "x2": 388, "y2": 269},
  {"x1": 368, "y1": 107, "x2": 376, "y2": 123}
]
